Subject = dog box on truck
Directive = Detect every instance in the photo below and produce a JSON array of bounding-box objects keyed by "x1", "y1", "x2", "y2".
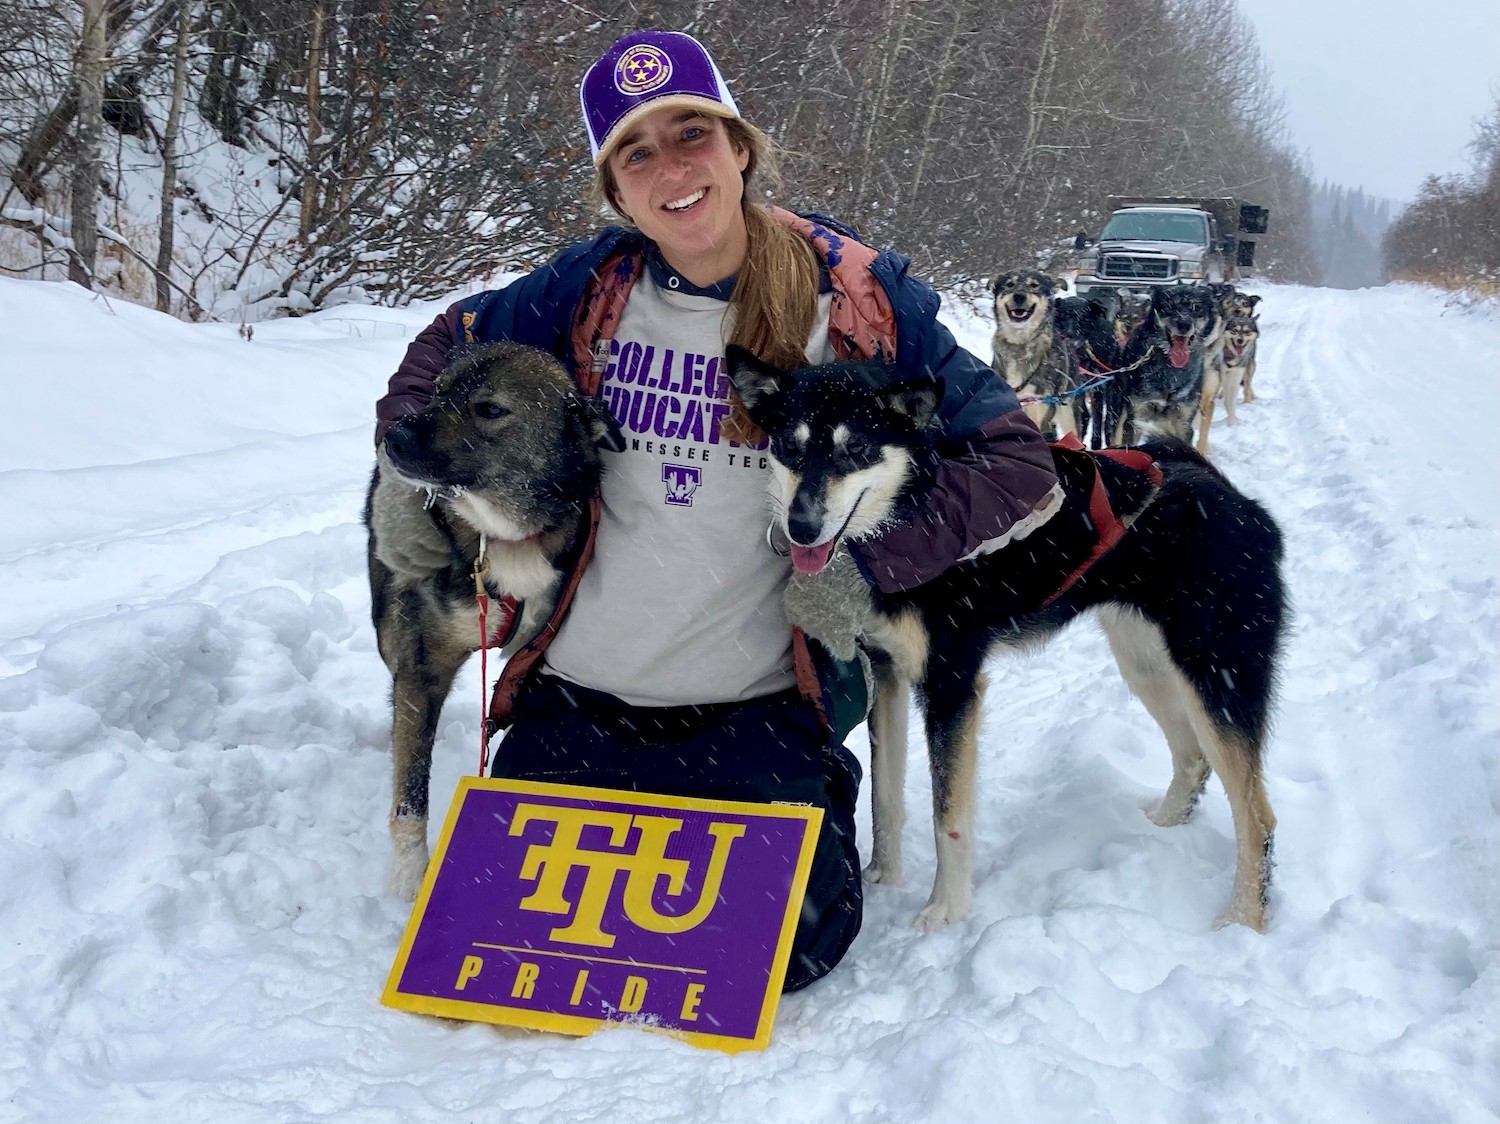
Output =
[{"x1": 1073, "y1": 197, "x2": 1269, "y2": 298}]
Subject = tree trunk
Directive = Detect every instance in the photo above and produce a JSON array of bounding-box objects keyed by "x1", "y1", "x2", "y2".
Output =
[
  {"x1": 156, "y1": 0, "x2": 191, "y2": 312},
  {"x1": 849, "y1": 0, "x2": 908, "y2": 221},
  {"x1": 69, "y1": 0, "x2": 108, "y2": 288},
  {"x1": 1007, "y1": 0, "x2": 1067, "y2": 201},
  {"x1": 13, "y1": 88, "x2": 79, "y2": 204},
  {"x1": 907, "y1": 1, "x2": 966, "y2": 207},
  {"x1": 299, "y1": 2, "x2": 326, "y2": 244}
]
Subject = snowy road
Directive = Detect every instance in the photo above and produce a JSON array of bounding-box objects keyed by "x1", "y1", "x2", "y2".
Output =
[{"x1": 0, "y1": 279, "x2": 1494, "y2": 1123}]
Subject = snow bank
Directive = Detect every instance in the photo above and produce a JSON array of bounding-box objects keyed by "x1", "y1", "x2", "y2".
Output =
[{"x1": 0, "y1": 276, "x2": 1494, "y2": 1123}]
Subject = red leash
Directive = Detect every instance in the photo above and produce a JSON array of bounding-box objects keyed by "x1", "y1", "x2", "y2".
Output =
[{"x1": 471, "y1": 535, "x2": 521, "y2": 777}]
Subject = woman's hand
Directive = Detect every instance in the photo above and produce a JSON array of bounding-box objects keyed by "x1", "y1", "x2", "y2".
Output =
[{"x1": 783, "y1": 549, "x2": 875, "y2": 662}]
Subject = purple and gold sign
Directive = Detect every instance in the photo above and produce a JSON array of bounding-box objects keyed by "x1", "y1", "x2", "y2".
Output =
[{"x1": 383, "y1": 778, "x2": 823, "y2": 1053}]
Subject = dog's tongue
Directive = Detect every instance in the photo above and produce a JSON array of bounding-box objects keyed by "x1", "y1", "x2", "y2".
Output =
[
  {"x1": 1168, "y1": 334, "x2": 1190, "y2": 368},
  {"x1": 790, "y1": 541, "x2": 835, "y2": 575}
]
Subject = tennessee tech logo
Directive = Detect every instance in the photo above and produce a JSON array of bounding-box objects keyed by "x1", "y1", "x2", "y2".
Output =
[
  {"x1": 663, "y1": 463, "x2": 701, "y2": 506},
  {"x1": 510, "y1": 804, "x2": 744, "y2": 947},
  {"x1": 615, "y1": 45, "x2": 672, "y2": 95}
]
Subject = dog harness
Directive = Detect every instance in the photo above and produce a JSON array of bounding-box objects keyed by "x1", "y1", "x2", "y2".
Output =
[{"x1": 1041, "y1": 433, "x2": 1163, "y2": 607}]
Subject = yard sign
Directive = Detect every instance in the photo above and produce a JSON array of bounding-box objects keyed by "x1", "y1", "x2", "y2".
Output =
[{"x1": 383, "y1": 777, "x2": 823, "y2": 1053}]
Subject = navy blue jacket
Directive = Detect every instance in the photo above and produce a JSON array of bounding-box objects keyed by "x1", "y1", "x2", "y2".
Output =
[{"x1": 378, "y1": 216, "x2": 1058, "y2": 595}]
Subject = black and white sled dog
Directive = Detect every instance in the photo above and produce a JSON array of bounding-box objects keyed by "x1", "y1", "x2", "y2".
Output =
[
  {"x1": 1103, "y1": 283, "x2": 1219, "y2": 448},
  {"x1": 367, "y1": 343, "x2": 621, "y2": 898},
  {"x1": 989, "y1": 269, "x2": 1087, "y2": 441},
  {"x1": 725, "y1": 345, "x2": 1287, "y2": 932}
]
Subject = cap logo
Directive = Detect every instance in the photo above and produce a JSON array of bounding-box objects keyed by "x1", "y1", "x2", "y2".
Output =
[{"x1": 615, "y1": 44, "x2": 672, "y2": 95}]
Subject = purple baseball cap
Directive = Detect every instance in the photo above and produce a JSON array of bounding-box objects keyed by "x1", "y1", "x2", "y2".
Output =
[{"x1": 580, "y1": 30, "x2": 740, "y2": 166}]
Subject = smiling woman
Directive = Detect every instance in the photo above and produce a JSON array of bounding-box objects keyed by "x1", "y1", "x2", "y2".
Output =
[
  {"x1": 601, "y1": 109, "x2": 750, "y2": 288},
  {"x1": 371, "y1": 28, "x2": 1061, "y2": 993}
]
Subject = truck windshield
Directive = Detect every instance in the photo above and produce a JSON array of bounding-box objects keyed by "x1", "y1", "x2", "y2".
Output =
[{"x1": 1100, "y1": 212, "x2": 1206, "y2": 244}]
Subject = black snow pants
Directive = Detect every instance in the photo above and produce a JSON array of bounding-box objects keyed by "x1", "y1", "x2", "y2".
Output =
[{"x1": 490, "y1": 672, "x2": 864, "y2": 991}]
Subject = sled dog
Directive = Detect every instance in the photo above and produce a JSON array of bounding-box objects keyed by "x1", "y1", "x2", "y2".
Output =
[
  {"x1": 1054, "y1": 292, "x2": 1122, "y2": 449},
  {"x1": 726, "y1": 345, "x2": 1286, "y2": 932},
  {"x1": 1103, "y1": 284, "x2": 1218, "y2": 447},
  {"x1": 989, "y1": 269, "x2": 1085, "y2": 441},
  {"x1": 367, "y1": 343, "x2": 621, "y2": 898},
  {"x1": 1220, "y1": 313, "x2": 1260, "y2": 409},
  {"x1": 1221, "y1": 289, "x2": 1262, "y2": 321},
  {"x1": 1113, "y1": 289, "x2": 1154, "y2": 349}
]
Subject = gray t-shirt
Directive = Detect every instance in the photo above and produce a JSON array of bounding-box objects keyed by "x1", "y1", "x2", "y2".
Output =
[{"x1": 544, "y1": 269, "x2": 832, "y2": 706}]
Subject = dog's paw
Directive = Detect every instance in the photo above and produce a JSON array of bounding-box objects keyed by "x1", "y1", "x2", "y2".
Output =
[
  {"x1": 1143, "y1": 793, "x2": 1195, "y2": 828},
  {"x1": 913, "y1": 892, "x2": 969, "y2": 932},
  {"x1": 387, "y1": 818, "x2": 431, "y2": 901},
  {"x1": 1212, "y1": 900, "x2": 1268, "y2": 933},
  {"x1": 386, "y1": 855, "x2": 429, "y2": 901},
  {"x1": 862, "y1": 858, "x2": 902, "y2": 885}
]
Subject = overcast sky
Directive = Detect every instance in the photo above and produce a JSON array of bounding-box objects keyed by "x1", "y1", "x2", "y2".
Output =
[{"x1": 1237, "y1": 0, "x2": 1499, "y2": 204}]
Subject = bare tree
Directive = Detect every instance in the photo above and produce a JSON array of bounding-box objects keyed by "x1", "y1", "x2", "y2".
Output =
[
  {"x1": 155, "y1": 0, "x2": 190, "y2": 311},
  {"x1": 3, "y1": 0, "x2": 1325, "y2": 310},
  {"x1": 67, "y1": 0, "x2": 107, "y2": 287}
]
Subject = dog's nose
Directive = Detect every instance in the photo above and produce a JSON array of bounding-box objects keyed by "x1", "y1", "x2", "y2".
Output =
[
  {"x1": 384, "y1": 425, "x2": 417, "y2": 463},
  {"x1": 787, "y1": 488, "x2": 826, "y2": 547}
]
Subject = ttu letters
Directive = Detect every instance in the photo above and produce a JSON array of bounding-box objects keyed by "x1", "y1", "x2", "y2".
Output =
[{"x1": 510, "y1": 803, "x2": 746, "y2": 945}]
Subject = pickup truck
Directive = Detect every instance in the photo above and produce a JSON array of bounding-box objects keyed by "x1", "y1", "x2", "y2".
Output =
[{"x1": 1072, "y1": 197, "x2": 1268, "y2": 298}]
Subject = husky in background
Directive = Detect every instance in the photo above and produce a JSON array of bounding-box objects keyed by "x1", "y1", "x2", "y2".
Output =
[
  {"x1": 726, "y1": 345, "x2": 1287, "y2": 934},
  {"x1": 989, "y1": 269, "x2": 1085, "y2": 441},
  {"x1": 367, "y1": 343, "x2": 622, "y2": 898},
  {"x1": 1219, "y1": 290, "x2": 1262, "y2": 404},
  {"x1": 1103, "y1": 284, "x2": 1218, "y2": 447},
  {"x1": 1220, "y1": 313, "x2": 1261, "y2": 410},
  {"x1": 1113, "y1": 289, "x2": 1153, "y2": 349},
  {"x1": 1054, "y1": 291, "x2": 1122, "y2": 448},
  {"x1": 1222, "y1": 290, "x2": 1263, "y2": 321}
]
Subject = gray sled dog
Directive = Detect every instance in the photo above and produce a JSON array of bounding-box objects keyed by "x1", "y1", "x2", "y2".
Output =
[
  {"x1": 1195, "y1": 288, "x2": 1263, "y2": 450},
  {"x1": 1220, "y1": 313, "x2": 1260, "y2": 410},
  {"x1": 1113, "y1": 289, "x2": 1153, "y2": 349},
  {"x1": 367, "y1": 342, "x2": 622, "y2": 898},
  {"x1": 989, "y1": 269, "x2": 1085, "y2": 441},
  {"x1": 725, "y1": 345, "x2": 1286, "y2": 933}
]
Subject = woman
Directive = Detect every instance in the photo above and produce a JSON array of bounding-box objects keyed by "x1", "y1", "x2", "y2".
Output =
[{"x1": 373, "y1": 29, "x2": 1059, "y2": 990}]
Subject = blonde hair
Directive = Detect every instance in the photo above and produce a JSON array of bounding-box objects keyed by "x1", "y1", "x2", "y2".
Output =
[{"x1": 593, "y1": 118, "x2": 821, "y2": 442}]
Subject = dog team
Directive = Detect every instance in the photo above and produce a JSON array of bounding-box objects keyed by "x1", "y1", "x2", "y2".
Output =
[{"x1": 989, "y1": 270, "x2": 1261, "y2": 456}]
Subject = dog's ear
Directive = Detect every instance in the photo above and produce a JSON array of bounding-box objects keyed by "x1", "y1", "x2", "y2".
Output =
[
  {"x1": 1246, "y1": 294, "x2": 1262, "y2": 308},
  {"x1": 989, "y1": 273, "x2": 1007, "y2": 296},
  {"x1": 880, "y1": 377, "x2": 942, "y2": 430},
  {"x1": 568, "y1": 392, "x2": 625, "y2": 453},
  {"x1": 1048, "y1": 276, "x2": 1065, "y2": 295},
  {"x1": 724, "y1": 344, "x2": 793, "y2": 415}
]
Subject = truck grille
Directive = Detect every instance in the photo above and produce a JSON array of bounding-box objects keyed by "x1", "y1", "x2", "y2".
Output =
[{"x1": 1101, "y1": 254, "x2": 1176, "y2": 281}]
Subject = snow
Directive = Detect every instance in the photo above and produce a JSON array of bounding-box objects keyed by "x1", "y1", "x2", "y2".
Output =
[{"x1": 1, "y1": 277, "x2": 1495, "y2": 1123}]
